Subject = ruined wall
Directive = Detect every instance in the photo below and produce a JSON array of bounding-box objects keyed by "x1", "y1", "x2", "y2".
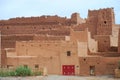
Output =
[
  {"x1": 0, "y1": 16, "x2": 67, "y2": 25},
  {"x1": 0, "y1": 25, "x2": 70, "y2": 35},
  {"x1": 0, "y1": 24, "x2": 70, "y2": 49},
  {"x1": 0, "y1": 12, "x2": 85, "y2": 36},
  {"x1": 0, "y1": 8, "x2": 116, "y2": 50},
  {"x1": 0, "y1": 12, "x2": 84, "y2": 26}
]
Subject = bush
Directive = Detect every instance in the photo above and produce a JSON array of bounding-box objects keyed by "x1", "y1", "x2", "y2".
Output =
[
  {"x1": 9, "y1": 71, "x2": 16, "y2": 76},
  {"x1": 0, "y1": 69, "x2": 13, "y2": 77},
  {"x1": 15, "y1": 66, "x2": 32, "y2": 76},
  {"x1": 32, "y1": 71, "x2": 42, "y2": 76},
  {"x1": 0, "y1": 70, "x2": 7, "y2": 77},
  {"x1": 0, "y1": 66, "x2": 42, "y2": 77}
]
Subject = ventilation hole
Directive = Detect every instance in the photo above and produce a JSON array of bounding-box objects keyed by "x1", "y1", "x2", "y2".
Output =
[
  {"x1": 84, "y1": 58, "x2": 86, "y2": 61},
  {"x1": 104, "y1": 21, "x2": 107, "y2": 24}
]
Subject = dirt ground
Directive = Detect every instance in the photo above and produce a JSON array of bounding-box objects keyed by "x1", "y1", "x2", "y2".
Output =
[{"x1": 0, "y1": 75, "x2": 120, "y2": 80}]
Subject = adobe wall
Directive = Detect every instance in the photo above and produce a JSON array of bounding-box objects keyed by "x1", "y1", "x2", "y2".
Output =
[
  {"x1": 87, "y1": 8, "x2": 115, "y2": 37},
  {"x1": 1, "y1": 50, "x2": 7, "y2": 67},
  {"x1": 0, "y1": 25, "x2": 70, "y2": 35},
  {"x1": 0, "y1": 8, "x2": 116, "y2": 51},
  {"x1": 70, "y1": 28, "x2": 88, "y2": 42},
  {"x1": 89, "y1": 52, "x2": 120, "y2": 57},
  {"x1": 7, "y1": 56, "x2": 61, "y2": 74},
  {"x1": 0, "y1": 13, "x2": 85, "y2": 26},
  {"x1": 1, "y1": 35, "x2": 34, "y2": 49},
  {"x1": 15, "y1": 41, "x2": 62, "y2": 56},
  {"x1": 79, "y1": 57, "x2": 120, "y2": 76},
  {"x1": 59, "y1": 41, "x2": 79, "y2": 75},
  {"x1": 72, "y1": 23, "x2": 87, "y2": 31},
  {"x1": 1, "y1": 8, "x2": 115, "y2": 37},
  {"x1": 0, "y1": 8, "x2": 119, "y2": 76},
  {"x1": 77, "y1": 42, "x2": 88, "y2": 57},
  {"x1": 111, "y1": 25, "x2": 120, "y2": 47},
  {"x1": 6, "y1": 57, "x2": 36, "y2": 68},
  {"x1": 6, "y1": 41, "x2": 79, "y2": 75},
  {"x1": 7, "y1": 42, "x2": 60, "y2": 74},
  {"x1": 118, "y1": 29, "x2": 120, "y2": 53},
  {"x1": 0, "y1": 16, "x2": 67, "y2": 25},
  {"x1": 5, "y1": 48, "x2": 16, "y2": 57},
  {"x1": 86, "y1": 12, "x2": 98, "y2": 37},
  {"x1": 94, "y1": 35, "x2": 110, "y2": 52},
  {"x1": 71, "y1": 13, "x2": 86, "y2": 25},
  {"x1": 70, "y1": 28, "x2": 98, "y2": 55},
  {"x1": 79, "y1": 57, "x2": 103, "y2": 76},
  {"x1": 96, "y1": 8, "x2": 115, "y2": 35},
  {"x1": 33, "y1": 35, "x2": 65, "y2": 41},
  {"x1": 88, "y1": 31, "x2": 98, "y2": 52},
  {"x1": 0, "y1": 24, "x2": 70, "y2": 49}
]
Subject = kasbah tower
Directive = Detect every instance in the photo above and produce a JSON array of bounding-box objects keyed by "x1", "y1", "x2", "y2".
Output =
[{"x1": 0, "y1": 7, "x2": 120, "y2": 76}]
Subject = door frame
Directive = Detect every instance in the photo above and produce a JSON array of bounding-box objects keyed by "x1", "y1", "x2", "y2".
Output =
[
  {"x1": 90, "y1": 65, "x2": 95, "y2": 76},
  {"x1": 62, "y1": 65, "x2": 75, "y2": 75}
]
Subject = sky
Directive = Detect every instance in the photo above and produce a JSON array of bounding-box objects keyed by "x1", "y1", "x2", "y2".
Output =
[{"x1": 0, "y1": 0, "x2": 120, "y2": 24}]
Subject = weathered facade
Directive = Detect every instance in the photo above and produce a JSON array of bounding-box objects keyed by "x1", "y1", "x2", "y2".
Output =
[{"x1": 0, "y1": 7, "x2": 120, "y2": 76}]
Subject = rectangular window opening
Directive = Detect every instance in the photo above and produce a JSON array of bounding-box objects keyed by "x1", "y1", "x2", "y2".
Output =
[
  {"x1": 67, "y1": 51, "x2": 71, "y2": 56},
  {"x1": 35, "y1": 65, "x2": 39, "y2": 68}
]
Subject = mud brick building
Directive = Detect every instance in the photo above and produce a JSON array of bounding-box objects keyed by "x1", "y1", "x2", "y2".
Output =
[{"x1": 0, "y1": 7, "x2": 120, "y2": 76}]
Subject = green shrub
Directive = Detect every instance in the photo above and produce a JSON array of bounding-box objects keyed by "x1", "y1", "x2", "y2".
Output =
[
  {"x1": 9, "y1": 71, "x2": 16, "y2": 76},
  {"x1": 32, "y1": 71, "x2": 42, "y2": 76},
  {"x1": 0, "y1": 69, "x2": 11, "y2": 77},
  {"x1": 0, "y1": 66, "x2": 43, "y2": 77},
  {"x1": 15, "y1": 66, "x2": 32, "y2": 76}
]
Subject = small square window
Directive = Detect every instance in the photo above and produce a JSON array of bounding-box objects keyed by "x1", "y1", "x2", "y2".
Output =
[
  {"x1": 24, "y1": 65, "x2": 28, "y2": 68},
  {"x1": 67, "y1": 51, "x2": 71, "y2": 56},
  {"x1": 35, "y1": 65, "x2": 39, "y2": 68}
]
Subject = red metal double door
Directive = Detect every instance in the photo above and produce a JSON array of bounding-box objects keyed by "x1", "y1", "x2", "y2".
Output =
[{"x1": 62, "y1": 65, "x2": 75, "y2": 75}]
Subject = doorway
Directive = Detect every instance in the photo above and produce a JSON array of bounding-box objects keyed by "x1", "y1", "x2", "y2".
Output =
[
  {"x1": 90, "y1": 66, "x2": 95, "y2": 76},
  {"x1": 62, "y1": 65, "x2": 75, "y2": 75}
]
